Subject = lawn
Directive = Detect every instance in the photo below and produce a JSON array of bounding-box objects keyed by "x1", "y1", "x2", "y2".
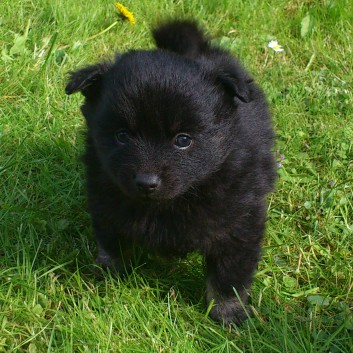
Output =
[{"x1": 0, "y1": 0, "x2": 352, "y2": 352}]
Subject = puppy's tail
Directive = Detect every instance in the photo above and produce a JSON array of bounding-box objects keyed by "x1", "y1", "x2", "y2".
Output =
[{"x1": 152, "y1": 20, "x2": 209, "y2": 58}]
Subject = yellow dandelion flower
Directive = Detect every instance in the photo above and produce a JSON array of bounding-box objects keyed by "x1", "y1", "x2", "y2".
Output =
[{"x1": 115, "y1": 2, "x2": 136, "y2": 25}]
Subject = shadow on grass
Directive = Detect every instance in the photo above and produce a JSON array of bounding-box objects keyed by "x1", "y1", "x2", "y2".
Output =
[{"x1": 1, "y1": 134, "x2": 207, "y2": 305}]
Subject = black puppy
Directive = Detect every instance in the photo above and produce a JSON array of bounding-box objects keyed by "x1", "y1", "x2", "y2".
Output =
[{"x1": 66, "y1": 20, "x2": 276, "y2": 325}]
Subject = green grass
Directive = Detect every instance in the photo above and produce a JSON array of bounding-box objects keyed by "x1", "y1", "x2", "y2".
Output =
[{"x1": 1, "y1": 0, "x2": 352, "y2": 351}]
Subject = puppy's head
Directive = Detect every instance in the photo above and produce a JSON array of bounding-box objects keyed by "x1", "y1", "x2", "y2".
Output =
[{"x1": 66, "y1": 51, "x2": 248, "y2": 203}]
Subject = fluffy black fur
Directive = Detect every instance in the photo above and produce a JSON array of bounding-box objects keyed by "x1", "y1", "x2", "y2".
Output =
[{"x1": 65, "y1": 20, "x2": 276, "y2": 325}]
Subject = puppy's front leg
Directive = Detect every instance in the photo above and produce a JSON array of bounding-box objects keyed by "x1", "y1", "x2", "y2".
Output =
[
  {"x1": 96, "y1": 243, "x2": 124, "y2": 274},
  {"x1": 205, "y1": 239, "x2": 262, "y2": 325},
  {"x1": 93, "y1": 224, "x2": 131, "y2": 276}
]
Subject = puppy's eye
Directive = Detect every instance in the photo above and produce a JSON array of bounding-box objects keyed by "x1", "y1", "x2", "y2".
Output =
[
  {"x1": 174, "y1": 134, "x2": 192, "y2": 149},
  {"x1": 115, "y1": 130, "x2": 130, "y2": 144}
]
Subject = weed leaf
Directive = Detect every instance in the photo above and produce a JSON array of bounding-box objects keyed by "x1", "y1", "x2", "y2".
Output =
[
  {"x1": 9, "y1": 33, "x2": 29, "y2": 56},
  {"x1": 301, "y1": 14, "x2": 314, "y2": 38},
  {"x1": 1, "y1": 48, "x2": 13, "y2": 62},
  {"x1": 307, "y1": 295, "x2": 330, "y2": 307}
]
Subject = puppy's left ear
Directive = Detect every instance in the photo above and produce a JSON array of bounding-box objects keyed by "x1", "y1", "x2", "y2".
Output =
[
  {"x1": 217, "y1": 70, "x2": 252, "y2": 104},
  {"x1": 65, "y1": 62, "x2": 112, "y2": 100}
]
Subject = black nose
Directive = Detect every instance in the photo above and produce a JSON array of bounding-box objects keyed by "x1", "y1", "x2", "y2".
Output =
[{"x1": 135, "y1": 174, "x2": 161, "y2": 193}]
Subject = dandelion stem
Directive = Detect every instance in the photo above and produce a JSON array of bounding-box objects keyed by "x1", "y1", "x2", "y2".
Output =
[
  {"x1": 58, "y1": 21, "x2": 119, "y2": 50},
  {"x1": 86, "y1": 21, "x2": 119, "y2": 41}
]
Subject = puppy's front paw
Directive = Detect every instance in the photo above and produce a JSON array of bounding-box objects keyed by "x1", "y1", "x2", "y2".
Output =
[
  {"x1": 206, "y1": 280, "x2": 250, "y2": 325},
  {"x1": 209, "y1": 297, "x2": 250, "y2": 325},
  {"x1": 96, "y1": 246, "x2": 126, "y2": 276}
]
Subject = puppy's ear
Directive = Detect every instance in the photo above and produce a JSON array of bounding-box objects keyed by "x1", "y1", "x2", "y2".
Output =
[
  {"x1": 217, "y1": 70, "x2": 252, "y2": 104},
  {"x1": 65, "y1": 62, "x2": 112, "y2": 100}
]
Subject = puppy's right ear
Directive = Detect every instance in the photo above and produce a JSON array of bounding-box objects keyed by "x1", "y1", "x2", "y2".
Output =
[{"x1": 65, "y1": 62, "x2": 111, "y2": 100}]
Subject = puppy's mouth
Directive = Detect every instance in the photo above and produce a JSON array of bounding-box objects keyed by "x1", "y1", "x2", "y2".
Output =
[{"x1": 137, "y1": 192, "x2": 160, "y2": 202}]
